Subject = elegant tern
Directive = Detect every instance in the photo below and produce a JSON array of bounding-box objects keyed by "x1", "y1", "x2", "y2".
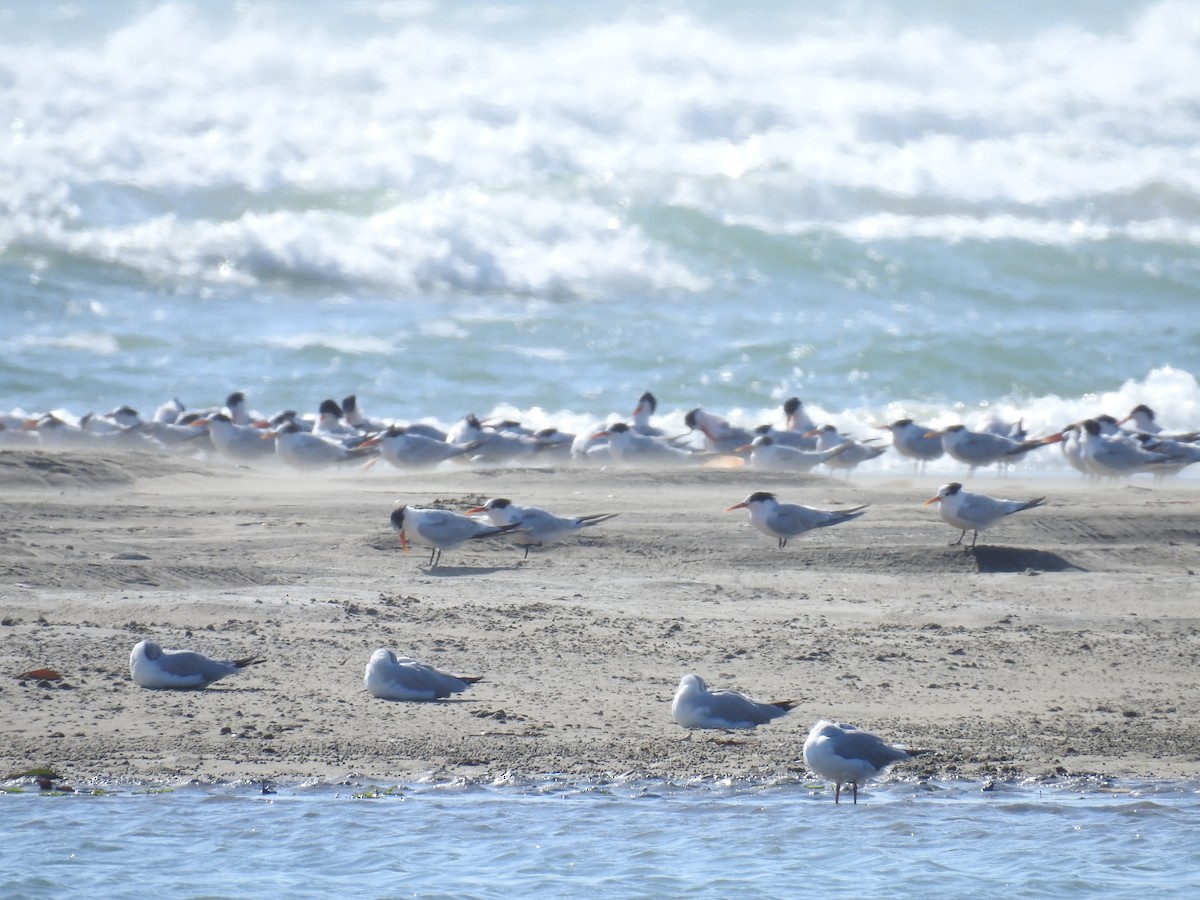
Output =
[
  {"x1": 808, "y1": 424, "x2": 886, "y2": 474},
  {"x1": 931, "y1": 424, "x2": 1059, "y2": 471},
  {"x1": 923, "y1": 482, "x2": 1045, "y2": 549},
  {"x1": 878, "y1": 418, "x2": 944, "y2": 467},
  {"x1": 599, "y1": 422, "x2": 699, "y2": 465},
  {"x1": 196, "y1": 412, "x2": 275, "y2": 462},
  {"x1": 467, "y1": 498, "x2": 618, "y2": 558},
  {"x1": 684, "y1": 407, "x2": 755, "y2": 453},
  {"x1": 365, "y1": 424, "x2": 481, "y2": 469},
  {"x1": 737, "y1": 434, "x2": 850, "y2": 472},
  {"x1": 725, "y1": 491, "x2": 867, "y2": 549},
  {"x1": 782, "y1": 397, "x2": 817, "y2": 435},
  {"x1": 631, "y1": 391, "x2": 665, "y2": 437},
  {"x1": 390, "y1": 505, "x2": 523, "y2": 567},
  {"x1": 264, "y1": 419, "x2": 377, "y2": 470},
  {"x1": 1077, "y1": 418, "x2": 1175, "y2": 478}
]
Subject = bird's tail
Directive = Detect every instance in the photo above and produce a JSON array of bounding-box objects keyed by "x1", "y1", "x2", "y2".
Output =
[
  {"x1": 815, "y1": 504, "x2": 869, "y2": 527},
  {"x1": 233, "y1": 656, "x2": 264, "y2": 670},
  {"x1": 577, "y1": 513, "x2": 619, "y2": 527},
  {"x1": 771, "y1": 699, "x2": 801, "y2": 712},
  {"x1": 1017, "y1": 497, "x2": 1046, "y2": 512},
  {"x1": 458, "y1": 675, "x2": 485, "y2": 684}
]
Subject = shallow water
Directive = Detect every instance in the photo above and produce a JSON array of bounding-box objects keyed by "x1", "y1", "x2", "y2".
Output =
[{"x1": 5, "y1": 778, "x2": 1200, "y2": 898}]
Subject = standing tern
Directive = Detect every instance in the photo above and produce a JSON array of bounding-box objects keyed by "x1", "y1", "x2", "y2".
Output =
[
  {"x1": 467, "y1": 497, "x2": 618, "y2": 558},
  {"x1": 671, "y1": 674, "x2": 798, "y2": 733},
  {"x1": 923, "y1": 482, "x2": 1045, "y2": 549},
  {"x1": 807, "y1": 424, "x2": 886, "y2": 475},
  {"x1": 389, "y1": 506, "x2": 523, "y2": 568},
  {"x1": 364, "y1": 648, "x2": 481, "y2": 701},
  {"x1": 725, "y1": 491, "x2": 867, "y2": 549},
  {"x1": 931, "y1": 423, "x2": 1059, "y2": 471},
  {"x1": 879, "y1": 418, "x2": 944, "y2": 468},
  {"x1": 130, "y1": 639, "x2": 262, "y2": 690},
  {"x1": 1077, "y1": 418, "x2": 1175, "y2": 478},
  {"x1": 803, "y1": 719, "x2": 922, "y2": 804}
]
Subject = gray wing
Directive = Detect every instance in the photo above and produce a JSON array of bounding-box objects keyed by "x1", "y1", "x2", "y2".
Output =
[
  {"x1": 418, "y1": 511, "x2": 499, "y2": 545},
  {"x1": 833, "y1": 724, "x2": 911, "y2": 768},
  {"x1": 709, "y1": 689, "x2": 793, "y2": 726},
  {"x1": 776, "y1": 503, "x2": 866, "y2": 534},
  {"x1": 396, "y1": 658, "x2": 472, "y2": 697},
  {"x1": 159, "y1": 650, "x2": 239, "y2": 685}
]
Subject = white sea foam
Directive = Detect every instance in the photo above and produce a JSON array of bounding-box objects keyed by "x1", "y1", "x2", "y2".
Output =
[{"x1": 2, "y1": 2, "x2": 1198, "y2": 294}]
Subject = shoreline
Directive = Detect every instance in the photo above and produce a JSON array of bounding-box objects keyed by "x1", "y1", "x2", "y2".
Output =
[{"x1": 3, "y1": 449, "x2": 1199, "y2": 787}]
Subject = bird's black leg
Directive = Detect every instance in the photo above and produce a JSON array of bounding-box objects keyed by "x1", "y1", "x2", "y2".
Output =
[
  {"x1": 969, "y1": 530, "x2": 979, "y2": 551},
  {"x1": 523, "y1": 545, "x2": 531, "y2": 560},
  {"x1": 953, "y1": 529, "x2": 965, "y2": 546},
  {"x1": 852, "y1": 781, "x2": 858, "y2": 805},
  {"x1": 778, "y1": 537, "x2": 788, "y2": 549}
]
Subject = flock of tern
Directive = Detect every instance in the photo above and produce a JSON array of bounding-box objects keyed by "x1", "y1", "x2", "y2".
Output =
[
  {"x1": 27, "y1": 389, "x2": 1196, "y2": 801},
  {"x1": 3, "y1": 391, "x2": 1197, "y2": 479}
]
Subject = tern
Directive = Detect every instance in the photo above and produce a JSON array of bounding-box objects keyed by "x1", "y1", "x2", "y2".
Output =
[
  {"x1": 803, "y1": 719, "x2": 921, "y2": 804},
  {"x1": 196, "y1": 412, "x2": 275, "y2": 462},
  {"x1": 130, "y1": 639, "x2": 262, "y2": 690},
  {"x1": 671, "y1": 674, "x2": 798, "y2": 733},
  {"x1": 1077, "y1": 418, "x2": 1175, "y2": 478},
  {"x1": 364, "y1": 648, "x2": 482, "y2": 701},
  {"x1": 599, "y1": 422, "x2": 700, "y2": 466},
  {"x1": 737, "y1": 434, "x2": 850, "y2": 472},
  {"x1": 1118, "y1": 404, "x2": 1199, "y2": 442},
  {"x1": 264, "y1": 419, "x2": 377, "y2": 470},
  {"x1": 631, "y1": 391, "x2": 665, "y2": 436},
  {"x1": 365, "y1": 424, "x2": 482, "y2": 470},
  {"x1": 931, "y1": 424, "x2": 1059, "y2": 471},
  {"x1": 684, "y1": 407, "x2": 755, "y2": 453},
  {"x1": 808, "y1": 424, "x2": 886, "y2": 474},
  {"x1": 467, "y1": 498, "x2": 618, "y2": 558},
  {"x1": 390, "y1": 506, "x2": 523, "y2": 567},
  {"x1": 923, "y1": 482, "x2": 1045, "y2": 549},
  {"x1": 725, "y1": 491, "x2": 867, "y2": 548},
  {"x1": 782, "y1": 396, "x2": 817, "y2": 435},
  {"x1": 879, "y1": 418, "x2": 944, "y2": 468}
]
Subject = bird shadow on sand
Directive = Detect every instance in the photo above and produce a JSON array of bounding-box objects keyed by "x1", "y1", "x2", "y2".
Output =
[
  {"x1": 419, "y1": 564, "x2": 517, "y2": 577},
  {"x1": 969, "y1": 545, "x2": 1087, "y2": 574}
]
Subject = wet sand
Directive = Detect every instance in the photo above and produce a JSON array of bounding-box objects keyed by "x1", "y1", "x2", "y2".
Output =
[{"x1": 2, "y1": 449, "x2": 1198, "y2": 786}]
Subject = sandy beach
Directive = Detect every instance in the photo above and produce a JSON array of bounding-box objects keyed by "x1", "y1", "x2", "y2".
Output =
[{"x1": 2, "y1": 448, "x2": 1198, "y2": 786}]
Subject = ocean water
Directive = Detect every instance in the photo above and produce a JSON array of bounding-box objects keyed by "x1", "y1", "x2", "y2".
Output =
[
  {"x1": 4, "y1": 778, "x2": 1200, "y2": 898},
  {"x1": 2, "y1": 0, "x2": 1199, "y2": 456}
]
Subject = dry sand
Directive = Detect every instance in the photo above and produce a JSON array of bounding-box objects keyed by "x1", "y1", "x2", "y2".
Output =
[{"x1": 2, "y1": 449, "x2": 1198, "y2": 786}]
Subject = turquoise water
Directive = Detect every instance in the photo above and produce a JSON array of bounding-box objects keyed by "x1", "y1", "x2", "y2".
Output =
[{"x1": 2, "y1": 0, "x2": 1198, "y2": 435}]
